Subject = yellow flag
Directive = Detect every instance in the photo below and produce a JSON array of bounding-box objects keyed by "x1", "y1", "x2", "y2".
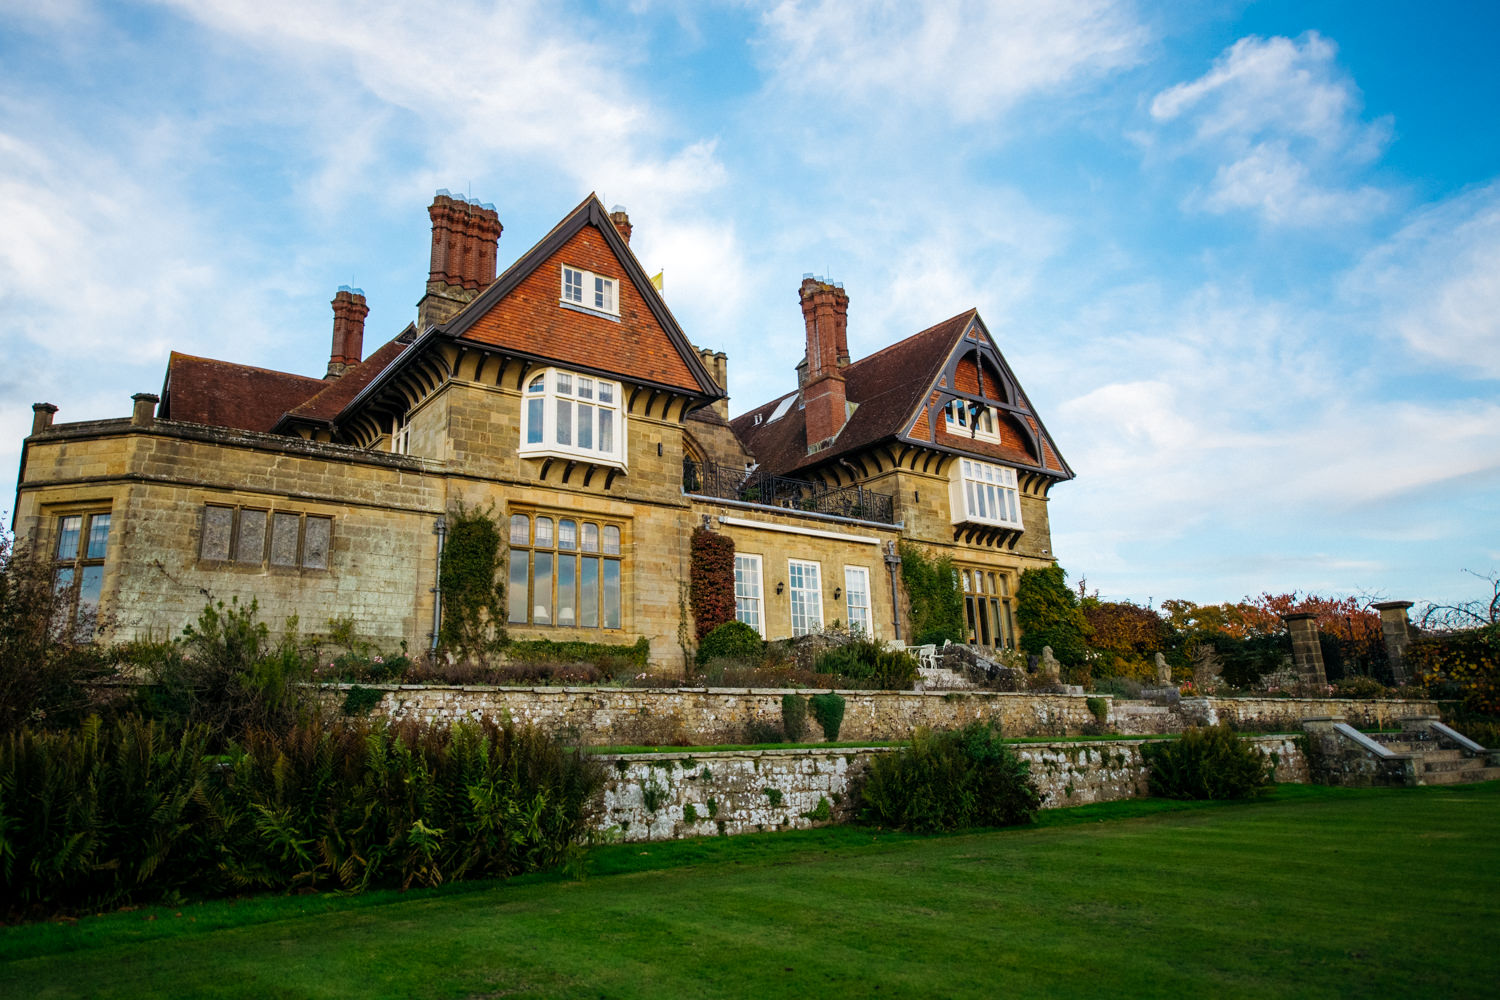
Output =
[{"x1": 650, "y1": 270, "x2": 664, "y2": 292}]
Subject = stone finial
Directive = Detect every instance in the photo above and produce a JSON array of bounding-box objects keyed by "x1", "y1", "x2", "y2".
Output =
[
  {"x1": 130, "y1": 392, "x2": 159, "y2": 427},
  {"x1": 31, "y1": 402, "x2": 58, "y2": 435},
  {"x1": 1155, "y1": 652, "x2": 1171, "y2": 685}
]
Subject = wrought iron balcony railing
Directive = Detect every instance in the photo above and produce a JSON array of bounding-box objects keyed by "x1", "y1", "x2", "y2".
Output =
[{"x1": 684, "y1": 459, "x2": 896, "y2": 525}]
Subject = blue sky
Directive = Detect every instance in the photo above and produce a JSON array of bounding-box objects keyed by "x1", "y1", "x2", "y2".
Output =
[{"x1": 2, "y1": 0, "x2": 1497, "y2": 609}]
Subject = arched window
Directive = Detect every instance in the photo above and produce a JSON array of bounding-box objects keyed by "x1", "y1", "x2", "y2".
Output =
[{"x1": 520, "y1": 368, "x2": 626, "y2": 468}]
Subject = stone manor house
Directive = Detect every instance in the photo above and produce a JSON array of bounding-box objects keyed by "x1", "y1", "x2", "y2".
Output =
[{"x1": 13, "y1": 193, "x2": 1073, "y2": 667}]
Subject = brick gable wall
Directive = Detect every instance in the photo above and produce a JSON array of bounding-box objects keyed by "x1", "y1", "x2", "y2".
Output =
[{"x1": 459, "y1": 225, "x2": 699, "y2": 392}]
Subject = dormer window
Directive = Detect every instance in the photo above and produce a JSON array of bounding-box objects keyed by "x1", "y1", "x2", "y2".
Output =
[
  {"x1": 561, "y1": 265, "x2": 619, "y2": 318},
  {"x1": 944, "y1": 399, "x2": 1000, "y2": 443},
  {"x1": 521, "y1": 367, "x2": 626, "y2": 468}
]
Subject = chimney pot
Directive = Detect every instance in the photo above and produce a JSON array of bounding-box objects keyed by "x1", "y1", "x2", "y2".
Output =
[
  {"x1": 799, "y1": 277, "x2": 851, "y2": 450},
  {"x1": 327, "y1": 287, "x2": 370, "y2": 378},
  {"x1": 31, "y1": 402, "x2": 58, "y2": 435},
  {"x1": 608, "y1": 206, "x2": 633, "y2": 244}
]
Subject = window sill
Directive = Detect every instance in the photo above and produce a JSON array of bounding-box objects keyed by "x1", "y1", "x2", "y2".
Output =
[{"x1": 559, "y1": 301, "x2": 621, "y2": 322}]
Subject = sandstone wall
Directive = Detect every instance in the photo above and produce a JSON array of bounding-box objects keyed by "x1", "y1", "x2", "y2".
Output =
[
  {"x1": 592, "y1": 735, "x2": 1307, "y2": 842},
  {"x1": 332, "y1": 684, "x2": 1438, "y2": 745}
]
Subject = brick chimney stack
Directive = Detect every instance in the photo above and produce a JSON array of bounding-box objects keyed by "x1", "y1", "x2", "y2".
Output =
[
  {"x1": 800, "y1": 275, "x2": 850, "y2": 451},
  {"x1": 417, "y1": 191, "x2": 503, "y2": 329},
  {"x1": 326, "y1": 286, "x2": 369, "y2": 379},
  {"x1": 609, "y1": 205, "x2": 633, "y2": 244}
]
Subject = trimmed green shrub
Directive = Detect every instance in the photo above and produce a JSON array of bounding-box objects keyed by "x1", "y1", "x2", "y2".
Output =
[
  {"x1": 781, "y1": 693, "x2": 808, "y2": 742},
  {"x1": 1141, "y1": 725, "x2": 1272, "y2": 800},
  {"x1": 689, "y1": 528, "x2": 736, "y2": 641},
  {"x1": 695, "y1": 620, "x2": 763, "y2": 666},
  {"x1": 809, "y1": 693, "x2": 846, "y2": 741},
  {"x1": 813, "y1": 640, "x2": 919, "y2": 690},
  {"x1": 859, "y1": 721, "x2": 1041, "y2": 832}
]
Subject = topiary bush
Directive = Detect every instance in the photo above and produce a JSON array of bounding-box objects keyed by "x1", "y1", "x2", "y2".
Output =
[
  {"x1": 809, "y1": 692, "x2": 846, "y2": 741},
  {"x1": 689, "y1": 527, "x2": 736, "y2": 641},
  {"x1": 781, "y1": 693, "x2": 808, "y2": 742},
  {"x1": 1141, "y1": 725, "x2": 1273, "y2": 800},
  {"x1": 695, "y1": 620, "x2": 763, "y2": 666},
  {"x1": 858, "y1": 720, "x2": 1041, "y2": 832}
]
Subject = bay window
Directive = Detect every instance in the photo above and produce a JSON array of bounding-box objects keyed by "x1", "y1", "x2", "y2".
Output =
[
  {"x1": 951, "y1": 458, "x2": 1023, "y2": 529},
  {"x1": 521, "y1": 368, "x2": 626, "y2": 468}
]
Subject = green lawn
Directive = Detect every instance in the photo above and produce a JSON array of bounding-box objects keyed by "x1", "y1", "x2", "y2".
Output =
[{"x1": 3, "y1": 784, "x2": 1496, "y2": 999}]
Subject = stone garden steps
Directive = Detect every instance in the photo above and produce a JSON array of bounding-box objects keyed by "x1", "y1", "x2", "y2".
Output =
[{"x1": 1369, "y1": 727, "x2": 1500, "y2": 787}]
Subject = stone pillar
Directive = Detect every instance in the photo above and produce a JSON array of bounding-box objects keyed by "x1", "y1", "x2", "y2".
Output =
[
  {"x1": 1282, "y1": 613, "x2": 1327, "y2": 688},
  {"x1": 1372, "y1": 601, "x2": 1414, "y2": 684},
  {"x1": 131, "y1": 392, "x2": 159, "y2": 427},
  {"x1": 31, "y1": 402, "x2": 58, "y2": 435}
]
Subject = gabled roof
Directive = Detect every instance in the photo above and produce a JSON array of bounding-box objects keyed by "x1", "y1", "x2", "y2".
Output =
[
  {"x1": 731, "y1": 311, "x2": 1072, "y2": 481},
  {"x1": 433, "y1": 194, "x2": 723, "y2": 399},
  {"x1": 274, "y1": 334, "x2": 411, "y2": 432},
  {"x1": 159, "y1": 353, "x2": 325, "y2": 433}
]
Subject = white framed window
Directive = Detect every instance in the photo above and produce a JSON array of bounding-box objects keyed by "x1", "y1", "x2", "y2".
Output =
[
  {"x1": 843, "y1": 566, "x2": 872, "y2": 637},
  {"x1": 944, "y1": 399, "x2": 1000, "y2": 442},
  {"x1": 521, "y1": 367, "x2": 626, "y2": 468},
  {"x1": 507, "y1": 512, "x2": 624, "y2": 630},
  {"x1": 961, "y1": 567, "x2": 1016, "y2": 649},
  {"x1": 734, "y1": 553, "x2": 765, "y2": 636},
  {"x1": 390, "y1": 413, "x2": 411, "y2": 455},
  {"x1": 950, "y1": 458, "x2": 1023, "y2": 529},
  {"x1": 788, "y1": 559, "x2": 823, "y2": 636},
  {"x1": 560, "y1": 264, "x2": 619, "y2": 318}
]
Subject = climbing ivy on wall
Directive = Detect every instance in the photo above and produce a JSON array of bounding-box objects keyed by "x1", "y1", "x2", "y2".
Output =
[
  {"x1": 690, "y1": 527, "x2": 736, "y2": 641},
  {"x1": 898, "y1": 542, "x2": 965, "y2": 646},
  {"x1": 438, "y1": 504, "x2": 507, "y2": 658}
]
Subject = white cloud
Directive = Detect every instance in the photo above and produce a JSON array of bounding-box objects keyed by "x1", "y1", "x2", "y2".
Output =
[
  {"x1": 1148, "y1": 32, "x2": 1392, "y2": 226},
  {"x1": 153, "y1": 0, "x2": 727, "y2": 205},
  {"x1": 1048, "y1": 282, "x2": 1500, "y2": 597},
  {"x1": 1346, "y1": 181, "x2": 1500, "y2": 379},
  {"x1": 755, "y1": 0, "x2": 1146, "y2": 122}
]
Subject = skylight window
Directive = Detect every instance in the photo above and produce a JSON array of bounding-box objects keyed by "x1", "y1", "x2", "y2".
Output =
[{"x1": 767, "y1": 394, "x2": 797, "y2": 423}]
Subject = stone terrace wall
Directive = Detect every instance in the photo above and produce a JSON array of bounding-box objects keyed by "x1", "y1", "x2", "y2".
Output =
[
  {"x1": 329, "y1": 685, "x2": 1438, "y2": 745},
  {"x1": 593, "y1": 736, "x2": 1307, "y2": 842}
]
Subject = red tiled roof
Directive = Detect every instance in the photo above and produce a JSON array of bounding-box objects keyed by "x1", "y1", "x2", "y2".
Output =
[
  {"x1": 161, "y1": 353, "x2": 324, "y2": 433},
  {"x1": 730, "y1": 310, "x2": 1072, "y2": 481},
  {"x1": 280, "y1": 336, "x2": 410, "y2": 426},
  {"x1": 732, "y1": 311, "x2": 972, "y2": 476}
]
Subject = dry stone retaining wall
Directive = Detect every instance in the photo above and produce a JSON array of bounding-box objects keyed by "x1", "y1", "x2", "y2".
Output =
[
  {"x1": 329, "y1": 684, "x2": 1436, "y2": 745},
  {"x1": 594, "y1": 736, "x2": 1307, "y2": 842}
]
